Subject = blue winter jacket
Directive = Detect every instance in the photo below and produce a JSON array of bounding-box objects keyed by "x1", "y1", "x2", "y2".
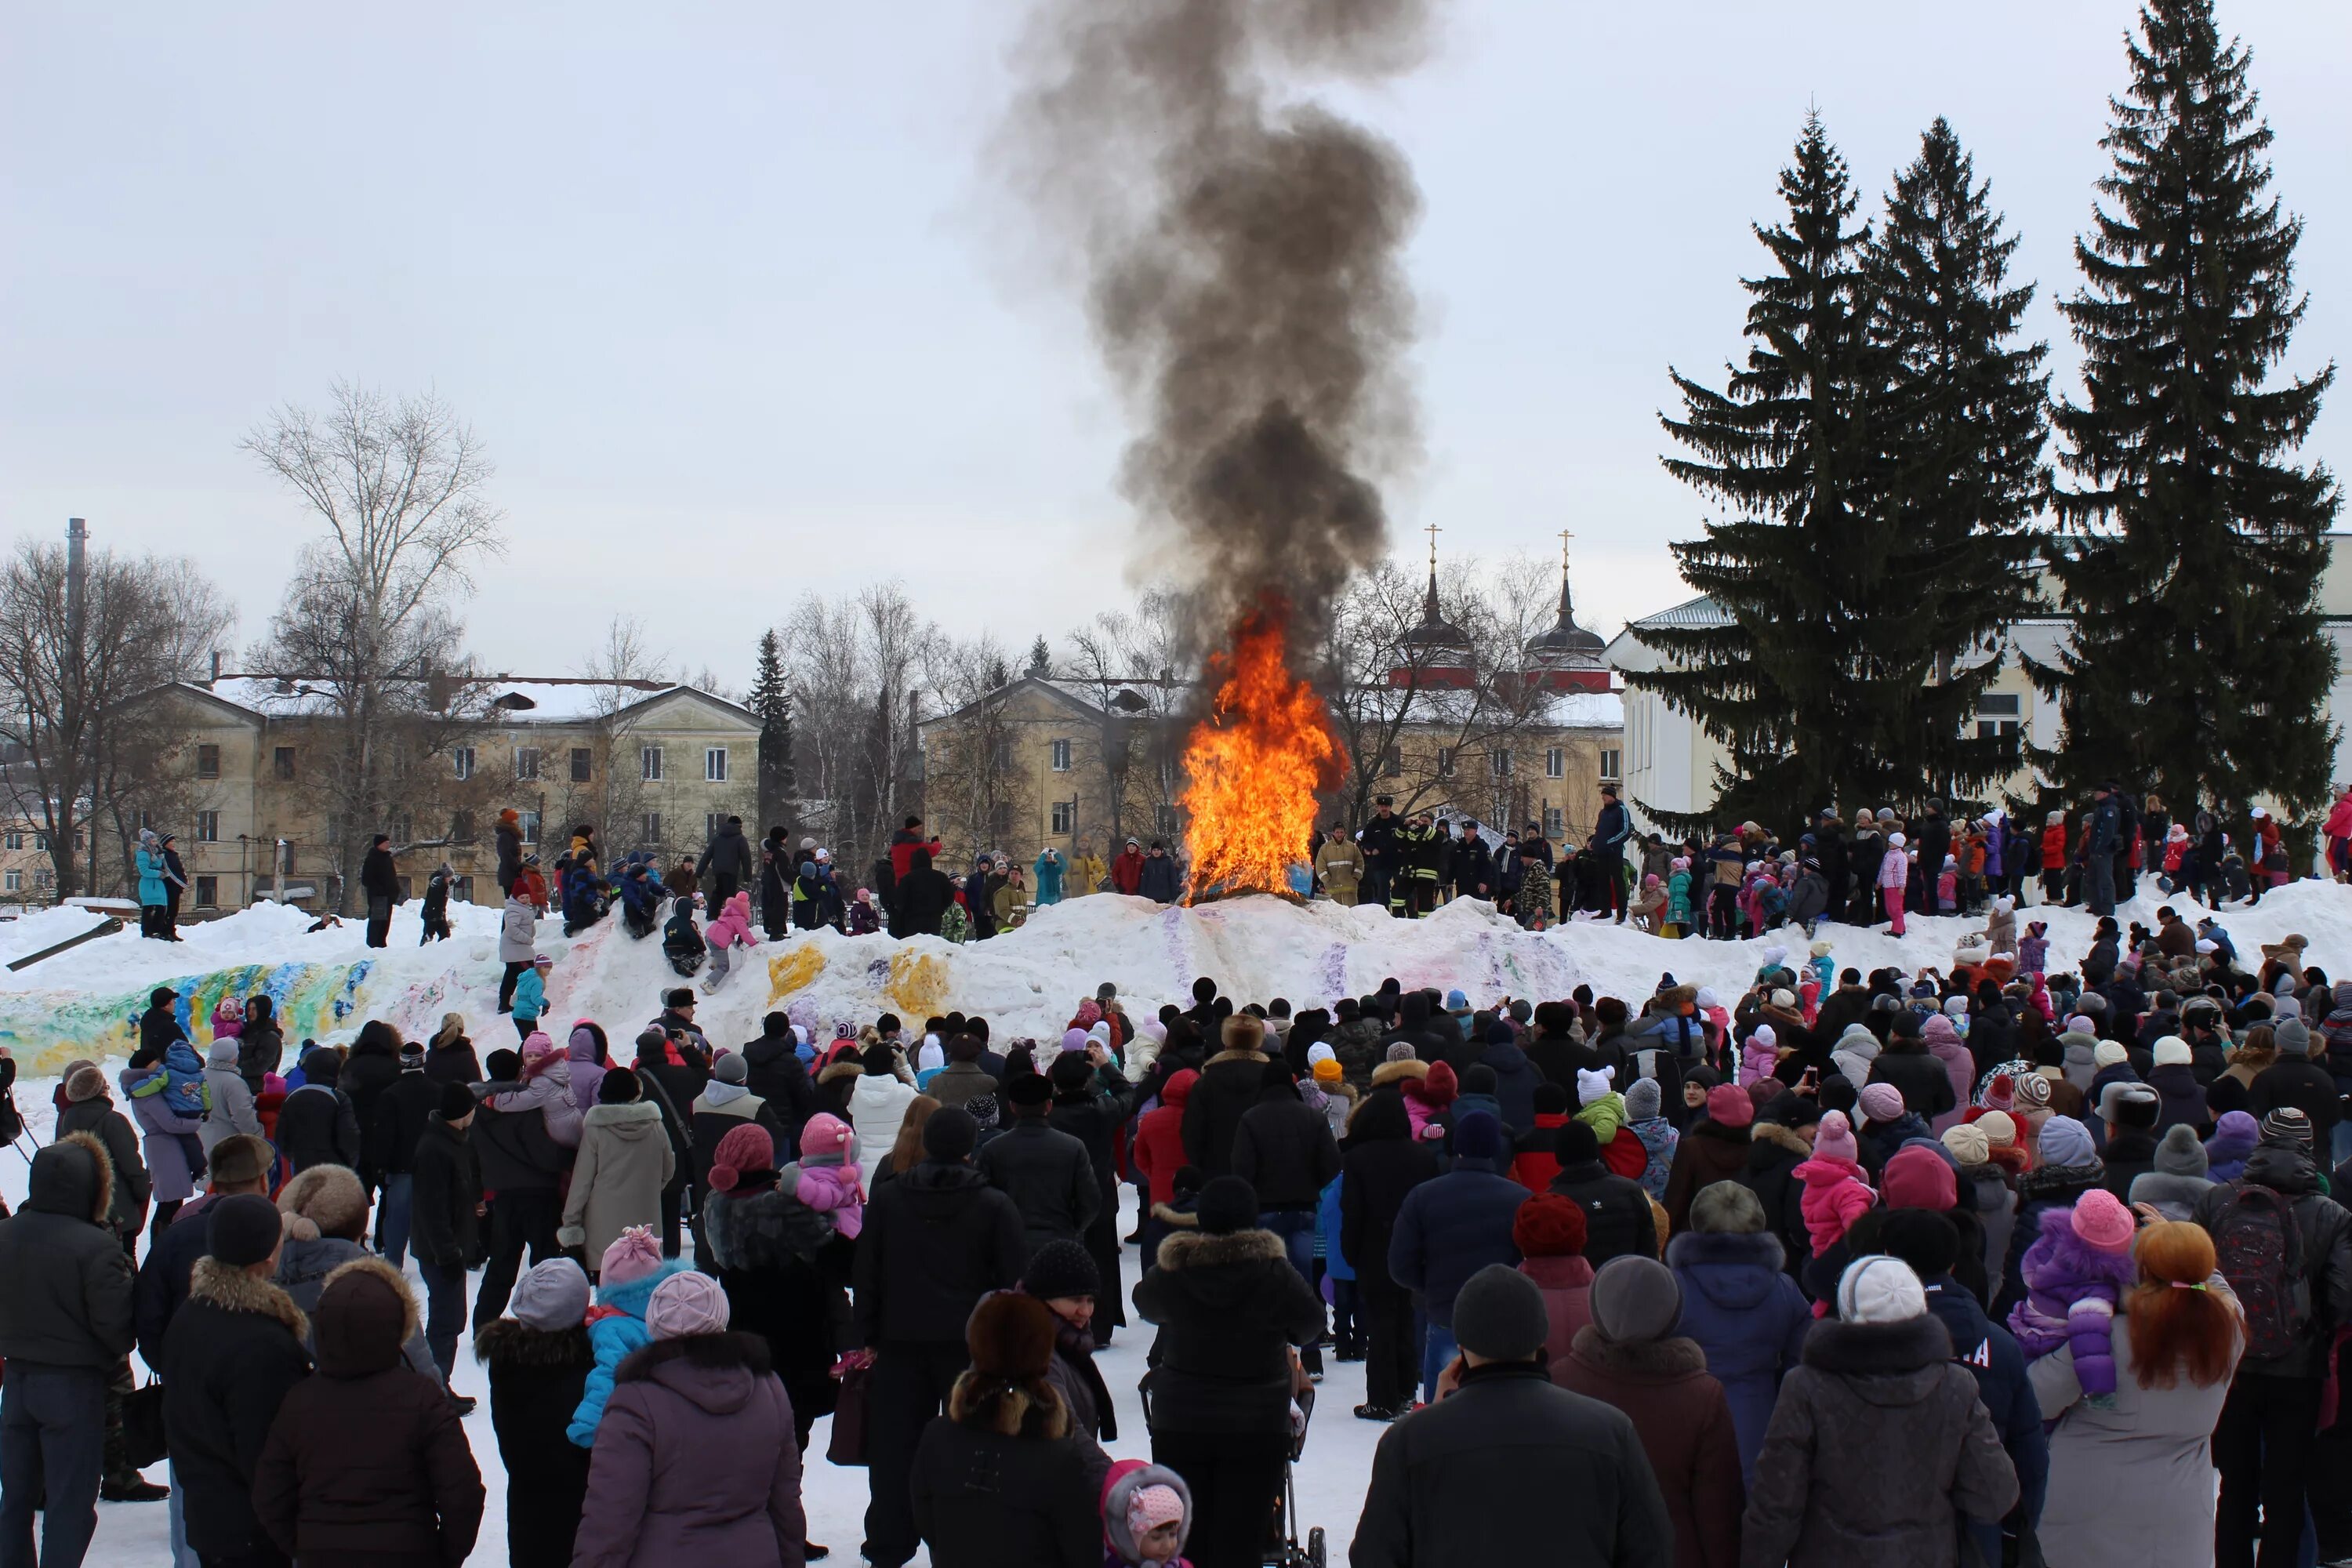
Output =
[
  {"x1": 1387, "y1": 1164, "x2": 1527, "y2": 1327},
  {"x1": 511, "y1": 967, "x2": 547, "y2": 1023},
  {"x1": 1316, "y1": 1176, "x2": 1351, "y2": 1282},
  {"x1": 1479, "y1": 1039, "x2": 1542, "y2": 1135},
  {"x1": 1919, "y1": 1271, "x2": 2048, "y2": 1559},
  {"x1": 136, "y1": 846, "x2": 168, "y2": 906},
  {"x1": 1033, "y1": 853, "x2": 1064, "y2": 904},
  {"x1": 567, "y1": 1257, "x2": 692, "y2": 1446},
  {"x1": 1666, "y1": 1227, "x2": 1812, "y2": 1485}
]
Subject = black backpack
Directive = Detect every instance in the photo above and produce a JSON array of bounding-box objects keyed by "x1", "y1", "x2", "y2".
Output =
[{"x1": 2211, "y1": 1183, "x2": 2309, "y2": 1361}]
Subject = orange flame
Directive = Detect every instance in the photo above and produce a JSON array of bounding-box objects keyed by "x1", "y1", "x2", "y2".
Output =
[{"x1": 1179, "y1": 601, "x2": 1346, "y2": 900}]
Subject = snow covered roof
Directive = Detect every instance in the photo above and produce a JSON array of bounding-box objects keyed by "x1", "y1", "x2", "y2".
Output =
[{"x1": 190, "y1": 676, "x2": 752, "y2": 727}]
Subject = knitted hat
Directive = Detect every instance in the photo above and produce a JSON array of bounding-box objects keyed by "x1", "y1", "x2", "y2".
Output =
[
  {"x1": 1976, "y1": 1110, "x2": 2018, "y2": 1149},
  {"x1": 1385, "y1": 1041, "x2": 1417, "y2": 1063},
  {"x1": 206, "y1": 1134, "x2": 273, "y2": 1190},
  {"x1": 2064, "y1": 1016, "x2": 2097, "y2": 1036},
  {"x1": 1857, "y1": 1083, "x2": 1907, "y2": 1125},
  {"x1": 1706, "y1": 1083, "x2": 1755, "y2": 1129},
  {"x1": 510, "y1": 1258, "x2": 592, "y2": 1331},
  {"x1": 1624, "y1": 1078, "x2": 1663, "y2": 1121},
  {"x1": 2011, "y1": 1073, "x2": 2053, "y2": 1111},
  {"x1": 1022, "y1": 1239, "x2": 1102, "y2": 1301},
  {"x1": 1940, "y1": 1123, "x2": 1991, "y2": 1167},
  {"x1": 644, "y1": 1272, "x2": 731, "y2": 1340},
  {"x1": 1836, "y1": 1256, "x2": 1927, "y2": 1324},
  {"x1": 707, "y1": 1123, "x2": 775, "y2": 1193},
  {"x1": 1873, "y1": 1209, "x2": 1962, "y2": 1282},
  {"x1": 1588, "y1": 1255, "x2": 1682, "y2": 1343},
  {"x1": 1512, "y1": 1192, "x2": 1588, "y2": 1258},
  {"x1": 522, "y1": 1031, "x2": 557, "y2": 1065},
  {"x1": 2154, "y1": 1123, "x2": 2209, "y2": 1178},
  {"x1": 800, "y1": 1112, "x2": 855, "y2": 1163},
  {"x1": 1312, "y1": 1057, "x2": 1343, "y2": 1085},
  {"x1": 1196, "y1": 1175, "x2": 1258, "y2": 1236},
  {"x1": 205, "y1": 1192, "x2": 284, "y2": 1268},
  {"x1": 1454, "y1": 1110, "x2": 1506, "y2": 1164},
  {"x1": 2276, "y1": 1018, "x2": 2314, "y2": 1057},
  {"x1": 2092, "y1": 1041, "x2": 2129, "y2": 1070},
  {"x1": 1306, "y1": 1042, "x2": 1337, "y2": 1066},
  {"x1": 398, "y1": 1042, "x2": 425, "y2": 1070},
  {"x1": 1060, "y1": 1027, "x2": 1090, "y2": 1053},
  {"x1": 1882, "y1": 1146, "x2": 1957, "y2": 1211},
  {"x1": 923, "y1": 1105, "x2": 978, "y2": 1162},
  {"x1": 1688, "y1": 1181, "x2": 1768, "y2": 1235},
  {"x1": 713, "y1": 1051, "x2": 749, "y2": 1085},
  {"x1": 1576, "y1": 1067, "x2": 1614, "y2": 1106},
  {"x1": 599, "y1": 1226, "x2": 666, "y2": 1288},
  {"x1": 437, "y1": 1083, "x2": 478, "y2": 1121},
  {"x1": 967, "y1": 1291, "x2": 1057, "y2": 1380},
  {"x1": 1451, "y1": 1264, "x2": 1550, "y2": 1361},
  {"x1": 2038, "y1": 1115, "x2": 2098, "y2": 1168},
  {"x1": 63, "y1": 1063, "x2": 107, "y2": 1103},
  {"x1": 2261, "y1": 1106, "x2": 2315, "y2": 1149},
  {"x1": 2070, "y1": 1189, "x2": 2137, "y2": 1254},
  {"x1": 2151, "y1": 1036, "x2": 2192, "y2": 1069},
  {"x1": 1814, "y1": 1111, "x2": 1860, "y2": 1167}
]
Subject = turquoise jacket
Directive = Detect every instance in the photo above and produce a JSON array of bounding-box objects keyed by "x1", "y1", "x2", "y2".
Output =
[
  {"x1": 511, "y1": 967, "x2": 546, "y2": 1022},
  {"x1": 566, "y1": 1258, "x2": 691, "y2": 1447},
  {"x1": 136, "y1": 845, "x2": 168, "y2": 906}
]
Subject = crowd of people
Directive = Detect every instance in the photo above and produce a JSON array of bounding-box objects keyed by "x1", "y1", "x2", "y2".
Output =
[{"x1": 14, "y1": 820, "x2": 2352, "y2": 1566}]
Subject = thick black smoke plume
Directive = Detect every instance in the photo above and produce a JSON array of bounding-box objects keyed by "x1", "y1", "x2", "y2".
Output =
[{"x1": 1004, "y1": 0, "x2": 1436, "y2": 657}]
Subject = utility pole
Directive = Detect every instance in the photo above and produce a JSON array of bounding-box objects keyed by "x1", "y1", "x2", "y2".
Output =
[{"x1": 65, "y1": 519, "x2": 89, "y2": 897}]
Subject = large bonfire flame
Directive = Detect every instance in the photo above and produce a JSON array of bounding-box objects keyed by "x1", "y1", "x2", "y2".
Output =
[{"x1": 1179, "y1": 600, "x2": 1345, "y2": 901}]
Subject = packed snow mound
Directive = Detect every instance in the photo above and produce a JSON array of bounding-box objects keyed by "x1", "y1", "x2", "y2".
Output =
[{"x1": 5, "y1": 880, "x2": 2351, "y2": 1075}]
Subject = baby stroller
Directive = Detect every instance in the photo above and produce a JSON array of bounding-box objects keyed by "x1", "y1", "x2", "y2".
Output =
[{"x1": 1138, "y1": 1375, "x2": 1324, "y2": 1567}]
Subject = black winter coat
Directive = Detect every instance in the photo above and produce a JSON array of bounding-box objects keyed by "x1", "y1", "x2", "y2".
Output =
[
  {"x1": 2249, "y1": 1058, "x2": 2343, "y2": 1134},
  {"x1": 1131, "y1": 1227, "x2": 1325, "y2": 1435},
  {"x1": 741, "y1": 1027, "x2": 818, "y2": 1142},
  {"x1": 341, "y1": 1028, "x2": 404, "y2": 1165},
  {"x1": 134, "y1": 1196, "x2": 215, "y2": 1370},
  {"x1": 977, "y1": 1117, "x2": 1101, "y2": 1254},
  {"x1": 471, "y1": 1094, "x2": 572, "y2": 1193},
  {"x1": 410, "y1": 1114, "x2": 485, "y2": 1270},
  {"x1": 238, "y1": 1022, "x2": 285, "y2": 1095},
  {"x1": 0, "y1": 1135, "x2": 136, "y2": 1369},
  {"x1": 276, "y1": 1081, "x2": 361, "y2": 1174},
  {"x1": 2096, "y1": 1128, "x2": 2161, "y2": 1202},
  {"x1": 2191, "y1": 1146, "x2": 2352, "y2": 1379},
  {"x1": 52, "y1": 1098, "x2": 151, "y2": 1231},
  {"x1": 1349, "y1": 1359, "x2": 1672, "y2": 1568},
  {"x1": 423, "y1": 1039, "x2": 481, "y2": 1088},
  {"x1": 1737, "y1": 1121, "x2": 1815, "y2": 1277},
  {"x1": 474, "y1": 1318, "x2": 593, "y2": 1568},
  {"x1": 139, "y1": 1001, "x2": 187, "y2": 1057},
  {"x1": 368, "y1": 1069, "x2": 438, "y2": 1179},
  {"x1": 1231, "y1": 1090, "x2": 1342, "y2": 1208},
  {"x1": 909, "y1": 1409, "x2": 1102, "y2": 1568},
  {"x1": 162, "y1": 1258, "x2": 313, "y2": 1561},
  {"x1": 1549, "y1": 1158, "x2": 1659, "y2": 1270},
  {"x1": 1340, "y1": 1121, "x2": 1439, "y2": 1290},
  {"x1": 853, "y1": 1160, "x2": 1027, "y2": 1347},
  {"x1": 1181, "y1": 1048, "x2": 1273, "y2": 1175},
  {"x1": 1867, "y1": 1044, "x2": 1958, "y2": 1122},
  {"x1": 887, "y1": 851, "x2": 955, "y2": 938},
  {"x1": 709, "y1": 1180, "x2": 855, "y2": 1427}
]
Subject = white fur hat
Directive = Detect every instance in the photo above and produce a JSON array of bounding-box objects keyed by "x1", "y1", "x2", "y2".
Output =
[
  {"x1": 1575, "y1": 1066, "x2": 1614, "y2": 1106},
  {"x1": 1838, "y1": 1256, "x2": 1927, "y2": 1325}
]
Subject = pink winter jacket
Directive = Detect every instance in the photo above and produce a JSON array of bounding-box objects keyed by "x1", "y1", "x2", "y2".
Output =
[
  {"x1": 704, "y1": 892, "x2": 757, "y2": 952},
  {"x1": 1921, "y1": 1015, "x2": 1976, "y2": 1135},
  {"x1": 486, "y1": 1062, "x2": 585, "y2": 1147},
  {"x1": 1795, "y1": 1156, "x2": 1875, "y2": 1258}
]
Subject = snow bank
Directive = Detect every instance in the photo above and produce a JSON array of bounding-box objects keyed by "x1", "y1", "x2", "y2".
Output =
[{"x1": 6, "y1": 880, "x2": 2352, "y2": 1076}]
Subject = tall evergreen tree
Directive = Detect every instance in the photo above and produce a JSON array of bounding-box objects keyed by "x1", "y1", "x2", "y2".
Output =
[
  {"x1": 2030, "y1": 0, "x2": 2339, "y2": 817},
  {"x1": 1025, "y1": 635, "x2": 1052, "y2": 677},
  {"x1": 749, "y1": 627, "x2": 797, "y2": 833},
  {"x1": 1633, "y1": 114, "x2": 1887, "y2": 831},
  {"x1": 1861, "y1": 118, "x2": 2053, "y2": 798}
]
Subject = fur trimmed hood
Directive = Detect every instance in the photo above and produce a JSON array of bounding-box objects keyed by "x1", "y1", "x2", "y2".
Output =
[
  {"x1": 817, "y1": 1059, "x2": 866, "y2": 1087},
  {"x1": 188, "y1": 1254, "x2": 310, "y2": 1341},
  {"x1": 40, "y1": 1131, "x2": 115, "y2": 1225},
  {"x1": 1203, "y1": 1048, "x2": 1272, "y2": 1069},
  {"x1": 947, "y1": 1369, "x2": 1070, "y2": 1439},
  {"x1": 615, "y1": 1329, "x2": 771, "y2": 1384},
  {"x1": 1153, "y1": 1227, "x2": 1289, "y2": 1272},
  {"x1": 1667, "y1": 1227, "x2": 1786, "y2": 1274},
  {"x1": 313, "y1": 1254, "x2": 421, "y2": 1377},
  {"x1": 1801, "y1": 1313, "x2": 1954, "y2": 1384},
  {"x1": 473, "y1": 1316, "x2": 593, "y2": 1371},
  {"x1": 1370, "y1": 1058, "x2": 1430, "y2": 1090},
  {"x1": 1750, "y1": 1121, "x2": 1813, "y2": 1160},
  {"x1": 1568, "y1": 1323, "x2": 1711, "y2": 1378},
  {"x1": 1149, "y1": 1202, "x2": 1200, "y2": 1229}
]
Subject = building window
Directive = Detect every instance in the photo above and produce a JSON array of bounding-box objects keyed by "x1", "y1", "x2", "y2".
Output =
[
  {"x1": 1974, "y1": 692, "x2": 2023, "y2": 741},
  {"x1": 1490, "y1": 750, "x2": 1512, "y2": 779},
  {"x1": 1380, "y1": 750, "x2": 1402, "y2": 779},
  {"x1": 32, "y1": 869, "x2": 51, "y2": 890},
  {"x1": 642, "y1": 813, "x2": 662, "y2": 846},
  {"x1": 989, "y1": 802, "x2": 1014, "y2": 841},
  {"x1": 1156, "y1": 804, "x2": 1181, "y2": 837},
  {"x1": 196, "y1": 744, "x2": 220, "y2": 779},
  {"x1": 1544, "y1": 807, "x2": 1566, "y2": 837},
  {"x1": 33, "y1": 833, "x2": 47, "y2": 852},
  {"x1": 452, "y1": 746, "x2": 476, "y2": 782},
  {"x1": 1545, "y1": 747, "x2": 1565, "y2": 779},
  {"x1": 2, "y1": 871, "x2": 19, "y2": 893},
  {"x1": 452, "y1": 875, "x2": 474, "y2": 903},
  {"x1": 706, "y1": 812, "x2": 725, "y2": 842},
  {"x1": 194, "y1": 875, "x2": 217, "y2": 906},
  {"x1": 1599, "y1": 749, "x2": 1621, "y2": 781},
  {"x1": 1050, "y1": 739, "x2": 1073, "y2": 772},
  {"x1": 641, "y1": 746, "x2": 664, "y2": 782},
  {"x1": 515, "y1": 747, "x2": 541, "y2": 782},
  {"x1": 705, "y1": 747, "x2": 728, "y2": 783},
  {"x1": 196, "y1": 811, "x2": 220, "y2": 844},
  {"x1": 1051, "y1": 800, "x2": 1075, "y2": 834},
  {"x1": 520, "y1": 811, "x2": 541, "y2": 846},
  {"x1": 273, "y1": 746, "x2": 296, "y2": 780},
  {"x1": 389, "y1": 813, "x2": 412, "y2": 844},
  {"x1": 2, "y1": 833, "x2": 17, "y2": 851},
  {"x1": 571, "y1": 747, "x2": 593, "y2": 783},
  {"x1": 1437, "y1": 747, "x2": 1456, "y2": 778}
]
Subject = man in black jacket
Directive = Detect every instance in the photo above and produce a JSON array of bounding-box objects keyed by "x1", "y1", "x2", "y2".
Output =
[
  {"x1": 161, "y1": 1194, "x2": 311, "y2": 1568},
  {"x1": 1592, "y1": 784, "x2": 1633, "y2": 923},
  {"x1": 369, "y1": 1044, "x2": 438, "y2": 1268},
  {"x1": 1351, "y1": 1264, "x2": 1671, "y2": 1568},
  {"x1": 740, "y1": 1011, "x2": 818, "y2": 1144},
  {"x1": 470, "y1": 1061, "x2": 572, "y2": 1325},
  {"x1": 977, "y1": 1072, "x2": 1099, "y2": 1256},
  {"x1": 1911, "y1": 800, "x2": 1952, "y2": 916},
  {"x1": 1548, "y1": 1122, "x2": 1657, "y2": 1269},
  {"x1": 1865, "y1": 1014, "x2": 1958, "y2": 1123},
  {"x1": 410, "y1": 1084, "x2": 483, "y2": 1390},
  {"x1": 275, "y1": 1047, "x2": 361, "y2": 1174},
  {"x1": 886, "y1": 846, "x2": 954, "y2": 938},
  {"x1": 854, "y1": 1107, "x2": 1026, "y2": 1568},
  {"x1": 1183, "y1": 1014, "x2": 1277, "y2": 1175},
  {"x1": 134, "y1": 1134, "x2": 277, "y2": 1377},
  {"x1": 360, "y1": 833, "x2": 400, "y2": 948},
  {"x1": 697, "y1": 814, "x2": 755, "y2": 903},
  {"x1": 1358, "y1": 796, "x2": 1402, "y2": 913},
  {"x1": 0, "y1": 1136, "x2": 138, "y2": 1566}
]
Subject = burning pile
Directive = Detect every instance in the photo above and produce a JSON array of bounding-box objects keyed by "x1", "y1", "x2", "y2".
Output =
[{"x1": 1178, "y1": 601, "x2": 1345, "y2": 898}]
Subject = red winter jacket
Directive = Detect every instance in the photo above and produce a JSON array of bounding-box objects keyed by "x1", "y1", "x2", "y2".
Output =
[
  {"x1": 2041, "y1": 823, "x2": 2068, "y2": 871},
  {"x1": 888, "y1": 832, "x2": 942, "y2": 883},
  {"x1": 1111, "y1": 851, "x2": 1145, "y2": 896},
  {"x1": 1131, "y1": 1070, "x2": 1196, "y2": 1207}
]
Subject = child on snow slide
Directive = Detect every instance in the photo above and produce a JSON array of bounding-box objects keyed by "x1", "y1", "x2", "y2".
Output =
[
  {"x1": 701, "y1": 891, "x2": 757, "y2": 993},
  {"x1": 1664, "y1": 858, "x2": 1693, "y2": 938},
  {"x1": 662, "y1": 894, "x2": 706, "y2": 977}
]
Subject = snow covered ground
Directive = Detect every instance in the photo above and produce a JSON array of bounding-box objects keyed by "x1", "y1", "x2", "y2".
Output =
[{"x1": 10, "y1": 877, "x2": 2352, "y2": 1565}]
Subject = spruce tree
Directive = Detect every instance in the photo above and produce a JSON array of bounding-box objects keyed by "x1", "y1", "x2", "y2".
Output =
[
  {"x1": 749, "y1": 628, "x2": 797, "y2": 833},
  {"x1": 1635, "y1": 113, "x2": 1886, "y2": 831},
  {"x1": 2031, "y1": 0, "x2": 2339, "y2": 817},
  {"x1": 1025, "y1": 635, "x2": 1052, "y2": 677},
  {"x1": 1861, "y1": 118, "x2": 2052, "y2": 800}
]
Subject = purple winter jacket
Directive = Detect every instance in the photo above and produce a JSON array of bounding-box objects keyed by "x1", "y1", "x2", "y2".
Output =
[
  {"x1": 572, "y1": 1333, "x2": 805, "y2": 1568},
  {"x1": 2006, "y1": 1205, "x2": 2137, "y2": 1396}
]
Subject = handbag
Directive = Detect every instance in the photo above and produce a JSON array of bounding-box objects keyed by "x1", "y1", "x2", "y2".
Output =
[
  {"x1": 826, "y1": 1349, "x2": 877, "y2": 1467},
  {"x1": 123, "y1": 1379, "x2": 169, "y2": 1469}
]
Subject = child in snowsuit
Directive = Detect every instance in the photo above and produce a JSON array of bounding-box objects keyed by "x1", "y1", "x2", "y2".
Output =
[
  {"x1": 567, "y1": 1227, "x2": 691, "y2": 1446},
  {"x1": 1879, "y1": 833, "x2": 1911, "y2": 935},
  {"x1": 662, "y1": 895, "x2": 706, "y2": 977},
  {"x1": 1984, "y1": 895, "x2": 2018, "y2": 956},
  {"x1": 1795, "y1": 1112, "x2": 1875, "y2": 1258},
  {"x1": 419, "y1": 864, "x2": 454, "y2": 943},
  {"x1": 701, "y1": 891, "x2": 757, "y2": 993},
  {"x1": 1738, "y1": 1025, "x2": 1779, "y2": 1089},
  {"x1": 1664, "y1": 859, "x2": 1693, "y2": 938},
  {"x1": 126, "y1": 1038, "x2": 211, "y2": 1177},
  {"x1": 1102, "y1": 1460, "x2": 1195, "y2": 1567},
  {"x1": 1622, "y1": 1078, "x2": 1679, "y2": 1201},
  {"x1": 2007, "y1": 1189, "x2": 2140, "y2": 1397},
  {"x1": 2017, "y1": 921, "x2": 2049, "y2": 978},
  {"x1": 793, "y1": 1112, "x2": 865, "y2": 1240}
]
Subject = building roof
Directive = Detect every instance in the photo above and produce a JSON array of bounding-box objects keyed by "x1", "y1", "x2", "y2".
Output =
[
  {"x1": 1623, "y1": 593, "x2": 1733, "y2": 630},
  {"x1": 191, "y1": 676, "x2": 754, "y2": 728},
  {"x1": 1398, "y1": 568, "x2": 1471, "y2": 652},
  {"x1": 1524, "y1": 566, "x2": 1606, "y2": 659}
]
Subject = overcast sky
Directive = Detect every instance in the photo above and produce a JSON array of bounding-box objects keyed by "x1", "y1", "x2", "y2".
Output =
[{"x1": 5, "y1": 2, "x2": 2348, "y2": 684}]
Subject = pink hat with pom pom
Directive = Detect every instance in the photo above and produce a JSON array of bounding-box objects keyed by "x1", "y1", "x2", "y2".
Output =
[
  {"x1": 2071, "y1": 1189, "x2": 2137, "y2": 1254},
  {"x1": 800, "y1": 1112, "x2": 855, "y2": 1162},
  {"x1": 1814, "y1": 1110, "x2": 1859, "y2": 1167},
  {"x1": 599, "y1": 1225, "x2": 665, "y2": 1287}
]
